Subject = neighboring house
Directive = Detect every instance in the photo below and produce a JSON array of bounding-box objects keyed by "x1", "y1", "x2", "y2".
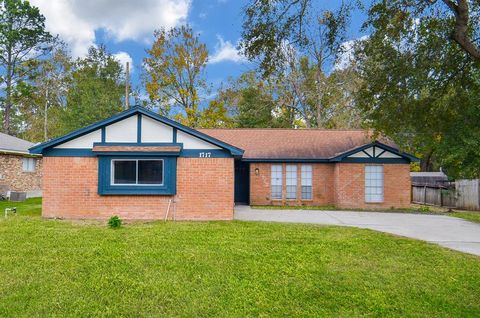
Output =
[
  {"x1": 0, "y1": 132, "x2": 42, "y2": 198},
  {"x1": 30, "y1": 106, "x2": 418, "y2": 220}
]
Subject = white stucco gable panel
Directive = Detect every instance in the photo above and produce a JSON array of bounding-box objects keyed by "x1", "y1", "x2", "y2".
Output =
[
  {"x1": 348, "y1": 151, "x2": 370, "y2": 158},
  {"x1": 177, "y1": 130, "x2": 220, "y2": 149},
  {"x1": 378, "y1": 151, "x2": 402, "y2": 158},
  {"x1": 106, "y1": 115, "x2": 137, "y2": 142},
  {"x1": 141, "y1": 116, "x2": 173, "y2": 143},
  {"x1": 55, "y1": 129, "x2": 101, "y2": 149}
]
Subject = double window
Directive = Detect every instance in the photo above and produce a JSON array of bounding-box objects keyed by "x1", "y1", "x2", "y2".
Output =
[
  {"x1": 365, "y1": 165, "x2": 384, "y2": 202},
  {"x1": 271, "y1": 164, "x2": 312, "y2": 200},
  {"x1": 111, "y1": 159, "x2": 163, "y2": 185}
]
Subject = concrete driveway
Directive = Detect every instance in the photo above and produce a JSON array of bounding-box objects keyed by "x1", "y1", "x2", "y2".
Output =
[{"x1": 234, "y1": 206, "x2": 480, "y2": 256}]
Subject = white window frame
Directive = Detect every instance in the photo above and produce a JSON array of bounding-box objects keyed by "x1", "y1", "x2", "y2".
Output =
[
  {"x1": 111, "y1": 159, "x2": 164, "y2": 186},
  {"x1": 271, "y1": 165, "x2": 283, "y2": 200},
  {"x1": 301, "y1": 165, "x2": 313, "y2": 200},
  {"x1": 286, "y1": 165, "x2": 297, "y2": 199},
  {"x1": 365, "y1": 165, "x2": 384, "y2": 203},
  {"x1": 22, "y1": 157, "x2": 36, "y2": 172}
]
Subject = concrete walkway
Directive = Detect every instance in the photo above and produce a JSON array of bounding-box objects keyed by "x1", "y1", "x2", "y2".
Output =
[{"x1": 234, "y1": 206, "x2": 480, "y2": 256}]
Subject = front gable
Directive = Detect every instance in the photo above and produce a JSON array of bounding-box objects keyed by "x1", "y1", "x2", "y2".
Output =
[
  {"x1": 30, "y1": 106, "x2": 244, "y2": 158},
  {"x1": 331, "y1": 142, "x2": 418, "y2": 163}
]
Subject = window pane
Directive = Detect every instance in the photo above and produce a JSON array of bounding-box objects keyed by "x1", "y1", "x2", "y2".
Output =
[
  {"x1": 286, "y1": 165, "x2": 297, "y2": 199},
  {"x1": 271, "y1": 165, "x2": 282, "y2": 199},
  {"x1": 301, "y1": 165, "x2": 312, "y2": 199},
  {"x1": 22, "y1": 158, "x2": 35, "y2": 172},
  {"x1": 113, "y1": 160, "x2": 136, "y2": 184},
  {"x1": 365, "y1": 165, "x2": 384, "y2": 202},
  {"x1": 138, "y1": 160, "x2": 163, "y2": 184}
]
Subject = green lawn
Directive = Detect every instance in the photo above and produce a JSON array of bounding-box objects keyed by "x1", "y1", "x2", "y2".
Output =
[{"x1": 1, "y1": 199, "x2": 480, "y2": 317}]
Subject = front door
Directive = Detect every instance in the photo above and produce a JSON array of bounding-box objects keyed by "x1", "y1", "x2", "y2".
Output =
[{"x1": 234, "y1": 161, "x2": 250, "y2": 204}]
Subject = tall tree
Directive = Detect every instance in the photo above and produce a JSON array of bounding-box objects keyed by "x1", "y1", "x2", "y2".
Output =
[
  {"x1": 16, "y1": 45, "x2": 72, "y2": 142},
  {"x1": 61, "y1": 46, "x2": 124, "y2": 133},
  {"x1": 240, "y1": 1, "x2": 356, "y2": 128},
  {"x1": 356, "y1": 1, "x2": 480, "y2": 177},
  {"x1": 143, "y1": 25, "x2": 208, "y2": 127},
  {"x1": 0, "y1": 0, "x2": 55, "y2": 134}
]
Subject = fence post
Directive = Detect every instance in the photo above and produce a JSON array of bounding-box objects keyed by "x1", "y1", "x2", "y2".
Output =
[{"x1": 423, "y1": 185, "x2": 427, "y2": 204}]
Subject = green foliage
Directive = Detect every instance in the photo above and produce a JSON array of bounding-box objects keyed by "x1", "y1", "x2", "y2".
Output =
[
  {"x1": 356, "y1": 1, "x2": 480, "y2": 177},
  {"x1": 418, "y1": 206, "x2": 430, "y2": 213},
  {"x1": 143, "y1": 25, "x2": 208, "y2": 127},
  {"x1": 1, "y1": 204, "x2": 480, "y2": 316},
  {"x1": 108, "y1": 215, "x2": 122, "y2": 229},
  {"x1": 60, "y1": 46, "x2": 125, "y2": 133},
  {"x1": 0, "y1": 0, "x2": 55, "y2": 134}
]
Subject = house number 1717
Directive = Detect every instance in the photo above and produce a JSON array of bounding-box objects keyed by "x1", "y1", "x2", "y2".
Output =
[{"x1": 199, "y1": 152, "x2": 211, "y2": 158}]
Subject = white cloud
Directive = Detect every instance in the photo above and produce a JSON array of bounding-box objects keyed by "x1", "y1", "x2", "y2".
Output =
[
  {"x1": 30, "y1": 0, "x2": 191, "y2": 57},
  {"x1": 113, "y1": 51, "x2": 134, "y2": 73},
  {"x1": 334, "y1": 35, "x2": 369, "y2": 70},
  {"x1": 209, "y1": 36, "x2": 247, "y2": 64}
]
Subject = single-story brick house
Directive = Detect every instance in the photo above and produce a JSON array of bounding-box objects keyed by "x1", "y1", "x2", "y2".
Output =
[
  {"x1": 30, "y1": 106, "x2": 418, "y2": 220},
  {"x1": 0, "y1": 132, "x2": 42, "y2": 198}
]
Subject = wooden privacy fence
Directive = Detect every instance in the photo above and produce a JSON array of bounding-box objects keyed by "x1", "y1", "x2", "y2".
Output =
[{"x1": 412, "y1": 179, "x2": 480, "y2": 210}]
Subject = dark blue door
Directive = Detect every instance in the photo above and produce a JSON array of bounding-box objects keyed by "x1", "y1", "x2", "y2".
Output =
[{"x1": 234, "y1": 161, "x2": 250, "y2": 204}]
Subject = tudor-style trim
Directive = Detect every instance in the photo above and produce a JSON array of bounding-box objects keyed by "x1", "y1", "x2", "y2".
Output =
[
  {"x1": 137, "y1": 114, "x2": 142, "y2": 143},
  {"x1": 330, "y1": 141, "x2": 419, "y2": 162},
  {"x1": 29, "y1": 106, "x2": 244, "y2": 156},
  {"x1": 172, "y1": 127, "x2": 177, "y2": 143},
  {"x1": 101, "y1": 127, "x2": 106, "y2": 143}
]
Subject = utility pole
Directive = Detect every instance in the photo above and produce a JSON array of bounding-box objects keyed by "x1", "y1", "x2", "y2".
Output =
[
  {"x1": 44, "y1": 88, "x2": 48, "y2": 141},
  {"x1": 125, "y1": 61, "x2": 130, "y2": 109}
]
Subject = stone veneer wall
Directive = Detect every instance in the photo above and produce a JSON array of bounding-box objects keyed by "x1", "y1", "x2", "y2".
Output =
[{"x1": 0, "y1": 153, "x2": 42, "y2": 195}]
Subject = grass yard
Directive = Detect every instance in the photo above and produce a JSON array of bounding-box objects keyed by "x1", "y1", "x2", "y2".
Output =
[{"x1": 1, "y1": 199, "x2": 480, "y2": 317}]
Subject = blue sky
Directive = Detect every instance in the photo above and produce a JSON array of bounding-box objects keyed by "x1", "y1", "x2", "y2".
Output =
[{"x1": 30, "y1": 0, "x2": 369, "y2": 99}]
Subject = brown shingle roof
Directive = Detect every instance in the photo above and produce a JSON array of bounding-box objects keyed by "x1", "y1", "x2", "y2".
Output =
[{"x1": 198, "y1": 128, "x2": 396, "y2": 160}]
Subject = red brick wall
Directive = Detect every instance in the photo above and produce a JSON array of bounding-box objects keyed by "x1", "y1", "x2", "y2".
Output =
[
  {"x1": 334, "y1": 163, "x2": 411, "y2": 209},
  {"x1": 42, "y1": 157, "x2": 234, "y2": 220},
  {"x1": 249, "y1": 163, "x2": 335, "y2": 206},
  {"x1": 250, "y1": 162, "x2": 411, "y2": 209}
]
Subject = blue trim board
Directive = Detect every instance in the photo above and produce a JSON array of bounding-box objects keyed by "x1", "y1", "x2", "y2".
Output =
[
  {"x1": 29, "y1": 106, "x2": 244, "y2": 156},
  {"x1": 92, "y1": 142, "x2": 183, "y2": 147},
  {"x1": 98, "y1": 156, "x2": 176, "y2": 195},
  {"x1": 172, "y1": 128, "x2": 177, "y2": 143},
  {"x1": 101, "y1": 127, "x2": 106, "y2": 143},
  {"x1": 43, "y1": 147, "x2": 233, "y2": 158},
  {"x1": 180, "y1": 149, "x2": 232, "y2": 158},
  {"x1": 137, "y1": 114, "x2": 142, "y2": 143}
]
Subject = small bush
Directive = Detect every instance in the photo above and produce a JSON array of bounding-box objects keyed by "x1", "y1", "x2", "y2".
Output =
[
  {"x1": 418, "y1": 206, "x2": 430, "y2": 212},
  {"x1": 108, "y1": 215, "x2": 122, "y2": 228}
]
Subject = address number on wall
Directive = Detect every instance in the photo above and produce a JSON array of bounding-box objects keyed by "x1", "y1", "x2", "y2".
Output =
[{"x1": 199, "y1": 152, "x2": 211, "y2": 158}]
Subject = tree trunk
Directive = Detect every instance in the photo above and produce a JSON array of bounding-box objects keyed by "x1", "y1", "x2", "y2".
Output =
[
  {"x1": 315, "y1": 65, "x2": 323, "y2": 128},
  {"x1": 4, "y1": 50, "x2": 12, "y2": 134}
]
